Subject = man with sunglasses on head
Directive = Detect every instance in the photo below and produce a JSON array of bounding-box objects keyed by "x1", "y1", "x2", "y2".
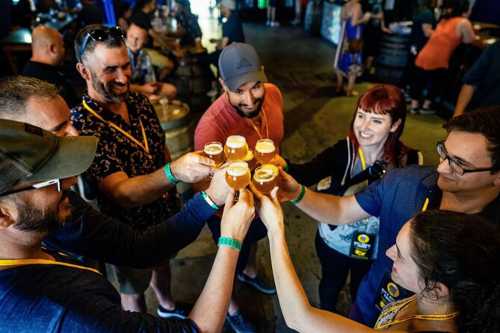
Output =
[
  {"x1": 70, "y1": 24, "x2": 211, "y2": 317},
  {"x1": 0, "y1": 75, "x2": 232, "y2": 266},
  {"x1": 279, "y1": 107, "x2": 500, "y2": 327},
  {"x1": 0, "y1": 118, "x2": 256, "y2": 332}
]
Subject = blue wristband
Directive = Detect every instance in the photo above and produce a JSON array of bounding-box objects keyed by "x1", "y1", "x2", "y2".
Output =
[
  {"x1": 201, "y1": 191, "x2": 219, "y2": 210},
  {"x1": 163, "y1": 163, "x2": 178, "y2": 185}
]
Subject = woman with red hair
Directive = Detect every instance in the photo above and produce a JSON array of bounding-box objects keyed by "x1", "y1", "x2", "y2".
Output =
[{"x1": 287, "y1": 84, "x2": 422, "y2": 312}]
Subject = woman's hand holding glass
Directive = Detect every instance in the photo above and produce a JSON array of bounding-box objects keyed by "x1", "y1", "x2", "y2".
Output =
[
  {"x1": 220, "y1": 189, "x2": 256, "y2": 242},
  {"x1": 251, "y1": 186, "x2": 285, "y2": 236}
]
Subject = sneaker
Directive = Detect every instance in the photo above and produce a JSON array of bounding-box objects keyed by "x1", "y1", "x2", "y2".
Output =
[
  {"x1": 291, "y1": 18, "x2": 301, "y2": 26},
  {"x1": 271, "y1": 21, "x2": 280, "y2": 27},
  {"x1": 157, "y1": 304, "x2": 188, "y2": 319},
  {"x1": 226, "y1": 311, "x2": 256, "y2": 333},
  {"x1": 237, "y1": 272, "x2": 276, "y2": 295},
  {"x1": 265, "y1": 20, "x2": 271, "y2": 27},
  {"x1": 410, "y1": 107, "x2": 420, "y2": 115}
]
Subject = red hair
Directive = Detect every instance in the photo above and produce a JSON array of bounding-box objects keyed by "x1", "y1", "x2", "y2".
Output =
[{"x1": 348, "y1": 85, "x2": 408, "y2": 166}]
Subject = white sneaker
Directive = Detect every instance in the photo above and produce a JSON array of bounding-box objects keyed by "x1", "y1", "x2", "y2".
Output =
[{"x1": 271, "y1": 21, "x2": 280, "y2": 27}]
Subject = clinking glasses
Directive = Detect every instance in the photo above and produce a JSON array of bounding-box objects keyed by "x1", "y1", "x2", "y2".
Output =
[{"x1": 77, "y1": 26, "x2": 125, "y2": 61}]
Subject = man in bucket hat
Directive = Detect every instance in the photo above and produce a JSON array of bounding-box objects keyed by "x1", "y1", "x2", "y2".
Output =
[{"x1": 0, "y1": 118, "x2": 256, "y2": 332}]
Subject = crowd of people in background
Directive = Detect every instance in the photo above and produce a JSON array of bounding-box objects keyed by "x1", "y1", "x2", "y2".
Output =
[{"x1": 1, "y1": 0, "x2": 500, "y2": 333}]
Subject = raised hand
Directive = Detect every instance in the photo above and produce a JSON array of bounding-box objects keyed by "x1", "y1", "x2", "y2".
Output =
[
  {"x1": 170, "y1": 152, "x2": 215, "y2": 183},
  {"x1": 276, "y1": 169, "x2": 302, "y2": 203},
  {"x1": 205, "y1": 166, "x2": 231, "y2": 206},
  {"x1": 220, "y1": 189, "x2": 256, "y2": 241},
  {"x1": 252, "y1": 186, "x2": 285, "y2": 236}
]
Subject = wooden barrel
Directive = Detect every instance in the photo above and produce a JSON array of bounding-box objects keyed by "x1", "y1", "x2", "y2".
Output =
[
  {"x1": 153, "y1": 100, "x2": 193, "y2": 160},
  {"x1": 375, "y1": 32, "x2": 411, "y2": 85}
]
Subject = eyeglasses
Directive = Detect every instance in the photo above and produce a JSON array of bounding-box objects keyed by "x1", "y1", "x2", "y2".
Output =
[
  {"x1": 78, "y1": 26, "x2": 125, "y2": 61},
  {"x1": 436, "y1": 141, "x2": 493, "y2": 176},
  {"x1": 1, "y1": 179, "x2": 61, "y2": 197}
]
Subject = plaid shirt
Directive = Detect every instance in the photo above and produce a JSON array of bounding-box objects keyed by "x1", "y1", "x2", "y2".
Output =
[{"x1": 71, "y1": 93, "x2": 176, "y2": 229}]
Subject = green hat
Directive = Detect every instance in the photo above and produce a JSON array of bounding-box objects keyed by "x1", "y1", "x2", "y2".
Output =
[{"x1": 0, "y1": 119, "x2": 98, "y2": 195}]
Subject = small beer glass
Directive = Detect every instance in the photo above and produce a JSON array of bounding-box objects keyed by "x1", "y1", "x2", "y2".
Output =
[
  {"x1": 224, "y1": 135, "x2": 249, "y2": 161},
  {"x1": 225, "y1": 161, "x2": 251, "y2": 190},
  {"x1": 203, "y1": 141, "x2": 225, "y2": 166},
  {"x1": 252, "y1": 164, "x2": 279, "y2": 194},
  {"x1": 255, "y1": 138, "x2": 276, "y2": 164}
]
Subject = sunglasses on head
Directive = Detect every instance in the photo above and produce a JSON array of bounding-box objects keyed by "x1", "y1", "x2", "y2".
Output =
[{"x1": 78, "y1": 26, "x2": 125, "y2": 61}]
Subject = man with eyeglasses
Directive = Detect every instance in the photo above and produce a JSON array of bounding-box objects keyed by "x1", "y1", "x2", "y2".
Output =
[
  {"x1": 0, "y1": 118, "x2": 256, "y2": 332},
  {"x1": 70, "y1": 24, "x2": 212, "y2": 317},
  {"x1": 279, "y1": 107, "x2": 500, "y2": 327}
]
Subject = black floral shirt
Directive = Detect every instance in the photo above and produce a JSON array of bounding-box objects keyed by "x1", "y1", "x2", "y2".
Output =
[{"x1": 71, "y1": 93, "x2": 176, "y2": 229}]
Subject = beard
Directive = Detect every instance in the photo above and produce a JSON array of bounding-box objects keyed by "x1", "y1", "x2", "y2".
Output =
[
  {"x1": 90, "y1": 70, "x2": 129, "y2": 103},
  {"x1": 14, "y1": 190, "x2": 71, "y2": 233},
  {"x1": 230, "y1": 93, "x2": 265, "y2": 119}
]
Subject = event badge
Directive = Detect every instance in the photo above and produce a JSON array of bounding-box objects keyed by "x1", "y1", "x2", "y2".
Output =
[
  {"x1": 375, "y1": 274, "x2": 411, "y2": 311},
  {"x1": 350, "y1": 231, "x2": 375, "y2": 259}
]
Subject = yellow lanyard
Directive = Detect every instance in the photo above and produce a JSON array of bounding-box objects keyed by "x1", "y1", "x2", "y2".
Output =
[
  {"x1": 375, "y1": 296, "x2": 458, "y2": 330},
  {"x1": 82, "y1": 99, "x2": 150, "y2": 155},
  {"x1": 421, "y1": 197, "x2": 430, "y2": 212},
  {"x1": 0, "y1": 258, "x2": 101, "y2": 275},
  {"x1": 358, "y1": 147, "x2": 367, "y2": 171},
  {"x1": 247, "y1": 107, "x2": 269, "y2": 140}
]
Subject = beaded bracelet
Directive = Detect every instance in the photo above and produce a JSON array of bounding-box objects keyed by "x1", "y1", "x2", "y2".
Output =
[
  {"x1": 218, "y1": 236, "x2": 242, "y2": 251},
  {"x1": 163, "y1": 163, "x2": 178, "y2": 185},
  {"x1": 201, "y1": 191, "x2": 219, "y2": 210},
  {"x1": 289, "y1": 185, "x2": 306, "y2": 205}
]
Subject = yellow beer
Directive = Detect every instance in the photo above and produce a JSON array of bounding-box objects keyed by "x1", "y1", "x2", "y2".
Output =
[
  {"x1": 225, "y1": 161, "x2": 251, "y2": 190},
  {"x1": 203, "y1": 141, "x2": 225, "y2": 166},
  {"x1": 252, "y1": 164, "x2": 279, "y2": 194},
  {"x1": 224, "y1": 135, "x2": 248, "y2": 161},
  {"x1": 255, "y1": 138, "x2": 276, "y2": 164}
]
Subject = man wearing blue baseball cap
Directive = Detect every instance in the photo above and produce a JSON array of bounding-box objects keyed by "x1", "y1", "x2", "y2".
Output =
[{"x1": 194, "y1": 42, "x2": 285, "y2": 333}]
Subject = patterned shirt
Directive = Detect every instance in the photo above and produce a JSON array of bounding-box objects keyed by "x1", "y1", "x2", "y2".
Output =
[
  {"x1": 128, "y1": 48, "x2": 156, "y2": 85},
  {"x1": 71, "y1": 93, "x2": 174, "y2": 229}
]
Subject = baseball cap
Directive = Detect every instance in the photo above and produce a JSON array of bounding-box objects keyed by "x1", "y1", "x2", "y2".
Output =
[
  {"x1": 0, "y1": 119, "x2": 98, "y2": 195},
  {"x1": 218, "y1": 42, "x2": 267, "y2": 91}
]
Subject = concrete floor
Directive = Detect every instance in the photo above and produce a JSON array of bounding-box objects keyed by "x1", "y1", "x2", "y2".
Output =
[{"x1": 143, "y1": 10, "x2": 449, "y2": 332}]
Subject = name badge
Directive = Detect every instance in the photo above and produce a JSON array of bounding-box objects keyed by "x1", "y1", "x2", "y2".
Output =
[
  {"x1": 375, "y1": 274, "x2": 411, "y2": 311},
  {"x1": 350, "y1": 231, "x2": 375, "y2": 259}
]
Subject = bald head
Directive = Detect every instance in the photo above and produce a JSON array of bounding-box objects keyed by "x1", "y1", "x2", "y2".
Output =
[{"x1": 31, "y1": 25, "x2": 65, "y2": 65}]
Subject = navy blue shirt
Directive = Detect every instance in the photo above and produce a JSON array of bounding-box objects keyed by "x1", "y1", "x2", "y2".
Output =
[
  {"x1": 222, "y1": 12, "x2": 245, "y2": 44},
  {"x1": 353, "y1": 165, "x2": 500, "y2": 326}
]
